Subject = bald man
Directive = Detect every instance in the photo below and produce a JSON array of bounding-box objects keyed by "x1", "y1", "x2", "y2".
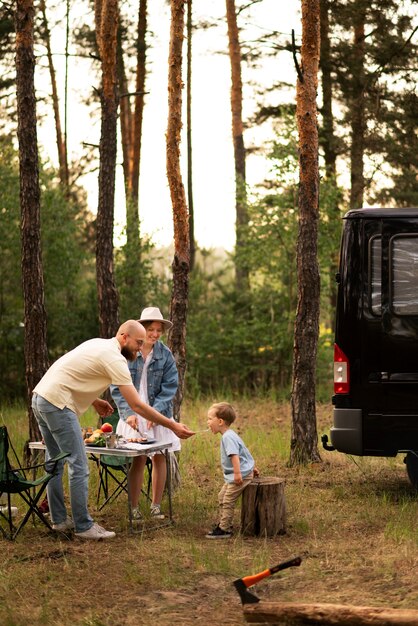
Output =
[{"x1": 32, "y1": 320, "x2": 194, "y2": 540}]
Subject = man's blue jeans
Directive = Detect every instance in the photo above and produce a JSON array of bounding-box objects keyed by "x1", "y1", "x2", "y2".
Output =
[{"x1": 32, "y1": 393, "x2": 93, "y2": 533}]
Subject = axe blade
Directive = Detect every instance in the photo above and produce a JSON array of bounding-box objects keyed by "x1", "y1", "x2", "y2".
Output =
[
  {"x1": 233, "y1": 556, "x2": 302, "y2": 605},
  {"x1": 233, "y1": 578, "x2": 260, "y2": 604}
]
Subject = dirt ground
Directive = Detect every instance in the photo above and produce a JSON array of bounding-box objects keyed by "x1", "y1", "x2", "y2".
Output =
[
  {"x1": 1, "y1": 402, "x2": 417, "y2": 625},
  {"x1": 2, "y1": 484, "x2": 416, "y2": 626}
]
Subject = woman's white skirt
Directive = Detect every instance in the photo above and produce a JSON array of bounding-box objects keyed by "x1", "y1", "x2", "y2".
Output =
[{"x1": 116, "y1": 414, "x2": 181, "y2": 455}]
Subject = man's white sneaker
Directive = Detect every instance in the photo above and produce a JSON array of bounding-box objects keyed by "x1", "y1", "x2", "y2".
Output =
[
  {"x1": 0, "y1": 505, "x2": 18, "y2": 518},
  {"x1": 52, "y1": 517, "x2": 74, "y2": 532},
  {"x1": 75, "y1": 523, "x2": 116, "y2": 540}
]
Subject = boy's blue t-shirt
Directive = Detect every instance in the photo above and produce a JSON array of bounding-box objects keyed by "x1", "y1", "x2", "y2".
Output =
[{"x1": 221, "y1": 429, "x2": 254, "y2": 483}]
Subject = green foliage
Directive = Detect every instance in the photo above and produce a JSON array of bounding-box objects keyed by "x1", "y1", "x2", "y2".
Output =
[
  {"x1": 0, "y1": 139, "x2": 98, "y2": 399},
  {"x1": 370, "y1": 89, "x2": 418, "y2": 207},
  {"x1": 330, "y1": 0, "x2": 418, "y2": 206},
  {"x1": 0, "y1": 107, "x2": 341, "y2": 403},
  {"x1": 186, "y1": 113, "x2": 343, "y2": 399},
  {"x1": 114, "y1": 231, "x2": 167, "y2": 320},
  {"x1": 40, "y1": 168, "x2": 98, "y2": 357},
  {"x1": 0, "y1": 141, "x2": 25, "y2": 397}
]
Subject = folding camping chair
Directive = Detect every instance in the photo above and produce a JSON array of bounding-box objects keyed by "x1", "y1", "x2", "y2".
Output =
[
  {"x1": 94, "y1": 413, "x2": 152, "y2": 511},
  {"x1": 0, "y1": 425, "x2": 70, "y2": 540}
]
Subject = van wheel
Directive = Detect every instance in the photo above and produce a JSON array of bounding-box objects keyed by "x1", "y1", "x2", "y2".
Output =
[{"x1": 405, "y1": 452, "x2": 418, "y2": 490}]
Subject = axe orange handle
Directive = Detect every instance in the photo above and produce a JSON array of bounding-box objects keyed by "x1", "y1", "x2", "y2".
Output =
[
  {"x1": 241, "y1": 556, "x2": 302, "y2": 588},
  {"x1": 242, "y1": 569, "x2": 272, "y2": 587}
]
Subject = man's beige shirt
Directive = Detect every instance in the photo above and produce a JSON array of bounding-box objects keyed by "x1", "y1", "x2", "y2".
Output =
[{"x1": 34, "y1": 337, "x2": 132, "y2": 416}]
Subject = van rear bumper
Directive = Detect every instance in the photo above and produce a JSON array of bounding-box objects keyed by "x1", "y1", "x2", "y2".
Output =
[{"x1": 330, "y1": 408, "x2": 363, "y2": 455}]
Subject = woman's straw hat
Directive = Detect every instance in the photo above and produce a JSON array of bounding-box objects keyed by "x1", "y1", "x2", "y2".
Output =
[{"x1": 138, "y1": 307, "x2": 173, "y2": 332}]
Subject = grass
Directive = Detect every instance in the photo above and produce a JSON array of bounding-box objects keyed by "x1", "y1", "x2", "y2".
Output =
[{"x1": 0, "y1": 398, "x2": 417, "y2": 626}]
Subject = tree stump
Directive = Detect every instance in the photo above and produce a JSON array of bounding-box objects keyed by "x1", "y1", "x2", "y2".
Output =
[{"x1": 241, "y1": 477, "x2": 286, "y2": 537}]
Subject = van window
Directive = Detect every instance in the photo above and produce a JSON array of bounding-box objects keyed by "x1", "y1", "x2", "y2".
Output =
[
  {"x1": 391, "y1": 236, "x2": 418, "y2": 315},
  {"x1": 370, "y1": 236, "x2": 381, "y2": 315}
]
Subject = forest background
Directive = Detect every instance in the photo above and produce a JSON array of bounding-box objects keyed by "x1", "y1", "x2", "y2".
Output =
[{"x1": 0, "y1": 0, "x2": 417, "y2": 409}]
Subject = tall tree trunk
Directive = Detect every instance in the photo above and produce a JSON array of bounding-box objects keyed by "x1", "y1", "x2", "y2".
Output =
[
  {"x1": 118, "y1": 0, "x2": 146, "y2": 225},
  {"x1": 15, "y1": 0, "x2": 49, "y2": 447},
  {"x1": 95, "y1": 0, "x2": 120, "y2": 338},
  {"x1": 117, "y1": 23, "x2": 132, "y2": 194},
  {"x1": 225, "y1": 0, "x2": 249, "y2": 292},
  {"x1": 39, "y1": 0, "x2": 68, "y2": 189},
  {"x1": 349, "y1": 4, "x2": 366, "y2": 210},
  {"x1": 64, "y1": 0, "x2": 70, "y2": 190},
  {"x1": 186, "y1": 0, "x2": 195, "y2": 271},
  {"x1": 290, "y1": 0, "x2": 321, "y2": 467},
  {"x1": 116, "y1": 1, "x2": 146, "y2": 316},
  {"x1": 129, "y1": 0, "x2": 147, "y2": 207},
  {"x1": 320, "y1": 0, "x2": 338, "y2": 326},
  {"x1": 319, "y1": 0, "x2": 336, "y2": 179},
  {"x1": 166, "y1": 0, "x2": 189, "y2": 421}
]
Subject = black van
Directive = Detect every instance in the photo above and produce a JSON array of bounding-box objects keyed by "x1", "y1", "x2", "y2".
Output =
[{"x1": 322, "y1": 207, "x2": 418, "y2": 489}]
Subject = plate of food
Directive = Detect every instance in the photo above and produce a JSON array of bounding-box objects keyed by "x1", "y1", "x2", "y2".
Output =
[{"x1": 126, "y1": 437, "x2": 156, "y2": 445}]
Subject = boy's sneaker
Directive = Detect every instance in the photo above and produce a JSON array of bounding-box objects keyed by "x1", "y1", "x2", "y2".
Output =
[
  {"x1": 75, "y1": 523, "x2": 115, "y2": 540},
  {"x1": 132, "y1": 507, "x2": 143, "y2": 521},
  {"x1": 150, "y1": 504, "x2": 165, "y2": 520},
  {"x1": 205, "y1": 524, "x2": 232, "y2": 539},
  {"x1": 52, "y1": 517, "x2": 74, "y2": 532}
]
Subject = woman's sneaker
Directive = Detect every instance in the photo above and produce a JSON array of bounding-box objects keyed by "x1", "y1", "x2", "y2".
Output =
[
  {"x1": 205, "y1": 524, "x2": 232, "y2": 539},
  {"x1": 150, "y1": 504, "x2": 165, "y2": 520},
  {"x1": 75, "y1": 523, "x2": 115, "y2": 540},
  {"x1": 52, "y1": 516, "x2": 74, "y2": 532},
  {"x1": 132, "y1": 507, "x2": 143, "y2": 521}
]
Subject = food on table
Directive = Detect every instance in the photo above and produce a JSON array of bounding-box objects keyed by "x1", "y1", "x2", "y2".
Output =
[
  {"x1": 127, "y1": 437, "x2": 148, "y2": 443},
  {"x1": 101, "y1": 423, "x2": 113, "y2": 433},
  {"x1": 84, "y1": 428, "x2": 107, "y2": 446}
]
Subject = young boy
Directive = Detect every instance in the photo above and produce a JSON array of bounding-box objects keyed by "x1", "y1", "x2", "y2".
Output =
[{"x1": 205, "y1": 402, "x2": 259, "y2": 539}]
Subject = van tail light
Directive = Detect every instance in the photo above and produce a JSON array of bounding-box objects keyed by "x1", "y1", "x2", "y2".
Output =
[{"x1": 334, "y1": 343, "x2": 350, "y2": 394}]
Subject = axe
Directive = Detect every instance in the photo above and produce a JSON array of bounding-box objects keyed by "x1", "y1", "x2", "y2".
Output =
[{"x1": 233, "y1": 556, "x2": 302, "y2": 604}]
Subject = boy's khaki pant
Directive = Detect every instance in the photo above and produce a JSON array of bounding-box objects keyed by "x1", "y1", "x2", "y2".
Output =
[{"x1": 218, "y1": 473, "x2": 254, "y2": 531}]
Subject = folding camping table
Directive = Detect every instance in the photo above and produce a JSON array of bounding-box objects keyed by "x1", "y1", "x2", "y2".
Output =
[{"x1": 29, "y1": 440, "x2": 173, "y2": 532}]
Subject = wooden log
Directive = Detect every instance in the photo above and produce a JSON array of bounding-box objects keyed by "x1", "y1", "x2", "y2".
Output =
[
  {"x1": 243, "y1": 601, "x2": 418, "y2": 625},
  {"x1": 241, "y1": 477, "x2": 286, "y2": 537}
]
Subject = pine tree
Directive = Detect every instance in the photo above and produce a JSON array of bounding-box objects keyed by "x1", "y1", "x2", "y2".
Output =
[{"x1": 290, "y1": 0, "x2": 321, "y2": 466}]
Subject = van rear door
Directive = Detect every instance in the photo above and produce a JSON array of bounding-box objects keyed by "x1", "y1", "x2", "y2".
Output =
[{"x1": 370, "y1": 216, "x2": 418, "y2": 453}]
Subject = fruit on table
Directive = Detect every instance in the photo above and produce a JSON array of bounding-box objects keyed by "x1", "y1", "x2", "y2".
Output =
[
  {"x1": 85, "y1": 429, "x2": 106, "y2": 444},
  {"x1": 101, "y1": 423, "x2": 113, "y2": 433},
  {"x1": 85, "y1": 436, "x2": 106, "y2": 446}
]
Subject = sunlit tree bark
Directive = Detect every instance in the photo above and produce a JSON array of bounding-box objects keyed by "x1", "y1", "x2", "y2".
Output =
[
  {"x1": 166, "y1": 0, "x2": 189, "y2": 420},
  {"x1": 15, "y1": 0, "x2": 48, "y2": 446},
  {"x1": 290, "y1": 0, "x2": 321, "y2": 466}
]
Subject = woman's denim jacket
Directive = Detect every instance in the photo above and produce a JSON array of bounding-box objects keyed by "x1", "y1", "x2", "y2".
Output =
[{"x1": 110, "y1": 341, "x2": 178, "y2": 419}]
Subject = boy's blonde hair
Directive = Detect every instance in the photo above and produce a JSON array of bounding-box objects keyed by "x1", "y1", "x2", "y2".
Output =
[{"x1": 209, "y1": 402, "x2": 237, "y2": 426}]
